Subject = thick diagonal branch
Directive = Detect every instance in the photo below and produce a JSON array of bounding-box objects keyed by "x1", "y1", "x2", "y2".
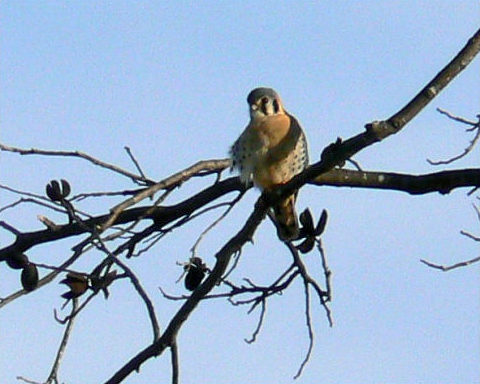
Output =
[
  {"x1": 283, "y1": 27, "x2": 480, "y2": 197},
  {"x1": 104, "y1": 197, "x2": 268, "y2": 384}
]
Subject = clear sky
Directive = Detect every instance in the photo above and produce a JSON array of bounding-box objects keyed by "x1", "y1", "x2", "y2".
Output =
[{"x1": 1, "y1": 1, "x2": 479, "y2": 383}]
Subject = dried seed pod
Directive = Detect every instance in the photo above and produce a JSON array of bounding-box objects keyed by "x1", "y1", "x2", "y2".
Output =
[
  {"x1": 184, "y1": 257, "x2": 207, "y2": 291},
  {"x1": 315, "y1": 209, "x2": 328, "y2": 236},
  {"x1": 6, "y1": 252, "x2": 29, "y2": 270},
  {"x1": 297, "y1": 237, "x2": 315, "y2": 254},
  {"x1": 89, "y1": 270, "x2": 117, "y2": 299},
  {"x1": 60, "y1": 179, "x2": 71, "y2": 197},
  {"x1": 299, "y1": 208, "x2": 315, "y2": 234},
  {"x1": 21, "y1": 263, "x2": 39, "y2": 292},
  {"x1": 46, "y1": 180, "x2": 62, "y2": 201},
  {"x1": 60, "y1": 272, "x2": 88, "y2": 299}
]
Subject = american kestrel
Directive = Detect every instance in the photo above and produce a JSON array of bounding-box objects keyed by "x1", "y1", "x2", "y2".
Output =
[{"x1": 230, "y1": 87, "x2": 309, "y2": 241}]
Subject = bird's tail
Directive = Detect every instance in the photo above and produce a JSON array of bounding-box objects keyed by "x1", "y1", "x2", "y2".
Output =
[{"x1": 273, "y1": 194, "x2": 299, "y2": 241}]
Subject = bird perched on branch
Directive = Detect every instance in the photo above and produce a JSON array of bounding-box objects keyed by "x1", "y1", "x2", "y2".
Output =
[{"x1": 230, "y1": 87, "x2": 309, "y2": 241}]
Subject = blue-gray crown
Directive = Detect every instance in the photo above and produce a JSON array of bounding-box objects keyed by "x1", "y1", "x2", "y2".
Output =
[{"x1": 247, "y1": 87, "x2": 279, "y2": 105}]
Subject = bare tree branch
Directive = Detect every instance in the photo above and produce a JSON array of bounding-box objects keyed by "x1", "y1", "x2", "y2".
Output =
[
  {"x1": 311, "y1": 168, "x2": 480, "y2": 195},
  {"x1": 427, "y1": 110, "x2": 480, "y2": 165},
  {"x1": 104, "y1": 196, "x2": 268, "y2": 384},
  {"x1": 124, "y1": 146, "x2": 150, "y2": 181},
  {"x1": 436, "y1": 108, "x2": 479, "y2": 127},
  {"x1": 282, "y1": 28, "x2": 480, "y2": 200},
  {"x1": 294, "y1": 280, "x2": 314, "y2": 380},
  {"x1": 3, "y1": 166, "x2": 478, "y2": 270},
  {"x1": 170, "y1": 340, "x2": 179, "y2": 384},
  {"x1": 244, "y1": 300, "x2": 267, "y2": 344},
  {"x1": 0, "y1": 177, "x2": 244, "y2": 263},
  {"x1": 100, "y1": 159, "x2": 231, "y2": 231},
  {"x1": 16, "y1": 376, "x2": 42, "y2": 384},
  {"x1": 421, "y1": 201, "x2": 480, "y2": 271},
  {"x1": 287, "y1": 243, "x2": 332, "y2": 327},
  {"x1": 460, "y1": 230, "x2": 480, "y2": 242},
  {"x1": 108, "y1": 255, "x2": 161, "y2": 340},
  {"x1": 0, "y1": 143, "x2": 152, "y2": 184},
  {"x1": 420, "y1": 256, "x2": 480, "y2": 271},
  {"x1": 0, "y1": 235, "x2": 95, "y2": 308},
  {"x1": 46, "y1": 299, "x2": 79, "y2": 384},
  {"x1": 16, "y1": 300, "x2": 79, "y2": 384}
]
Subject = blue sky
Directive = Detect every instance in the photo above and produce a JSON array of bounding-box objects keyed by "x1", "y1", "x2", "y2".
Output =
[{"x1": 1, "y1": 1, "x2": 479, "y2": 383}]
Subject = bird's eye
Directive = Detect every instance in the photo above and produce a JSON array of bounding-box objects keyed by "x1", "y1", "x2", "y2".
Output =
[
  {"x1": 260, "y1": 97, "x2": 269, "y2": 114},
  {"x1": 272, "y1": 98, "x2": 279, "y2": 113}
]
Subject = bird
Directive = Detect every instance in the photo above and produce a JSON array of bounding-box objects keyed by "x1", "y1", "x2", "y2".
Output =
[{"x1": 230, "y1": 87, "x2": 309, "y2": 241}]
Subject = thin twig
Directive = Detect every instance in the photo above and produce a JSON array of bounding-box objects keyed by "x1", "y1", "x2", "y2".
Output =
[
  {"x1": 436, "y1": 108, "x2": 479, "y2": 126},
  {"x1": 472, "y1": 201, "x2": 480, "y2": 221},
  {"x1": 71, "y1": 189, "x2": 143, "y2": 202},
  {"x1": 16, "y1": 377, "x2": 42, "y2": 384},
  {"x1": 0, "y1": 143, "x2": 151, "y2": 183},
  {"x1": 293, "y1": 281, "x2": 314, "y2": 380},
  {"x1": 100, "y1": 159, "x2": 231, "y2": 231},
  {"x1": 420, "y1": 256, "x2": 480, "y2": 271},
  {"x1": 427, "y1": 111, "x2": 480, "y2": 165},
  {"x1": 0, "y1": 188, "x2": 68, "y2": 215},
  {"x1": 86, "y1": 224, "x2": 161, "y2": 341},
  {"x1": 105, "y1": 188, "x2": 175, "y2": 257},
  {"x1": 244, "y1": 300, "x2": 266, "y2": 344},
  {"x1": 190, "y1": 192, "x2": 244, "y2": 257},
  {"x1": 460, "y1": 230, "x2": 480, "y2": 241},
  {"x1": 317, "y1": 239, "x2": 332, "y2": 303},
  {"x1": 0, "y1": 183, "x2": 50, "y2": 200},
  {"x1": 287, "y1": 243, "x2": 333, "y2": 327},
  {"x1": 32, "y1": 262, "x2": 86, "y2": 276},
  {"x1": 421, "y1": 200, "x2": 480, "y2": 271},
  {"x1": 124, "y1": 146, "x2": 150, "y2": 183},
  {"x1": 346, "y1": 158, "x2": 363, "y2": 171},
  {"x1": 0, "y1": 184, "x2": 93, "y2": 217},
  {"x1": 221, "y1": 249, "x2": 242, "y2": 281},
  {"x1": 55, "y1": 293, "x2": 97, "y2": 323},
  {"x1": 46, "y1": 299, "x2": 79, "y2": 384},
  {"x1": 108, "y1": 254, "x2": 161, "y2": 340}
]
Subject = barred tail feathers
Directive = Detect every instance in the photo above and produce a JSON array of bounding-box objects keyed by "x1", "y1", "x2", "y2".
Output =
[{"x1": 273, "y1": 194, "x2": 299, "y2": 241}]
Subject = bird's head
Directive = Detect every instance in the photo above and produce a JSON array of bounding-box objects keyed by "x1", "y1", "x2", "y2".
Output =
[{"x1": 247, "y1": 87, "x2": 285, "y2": 121}]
